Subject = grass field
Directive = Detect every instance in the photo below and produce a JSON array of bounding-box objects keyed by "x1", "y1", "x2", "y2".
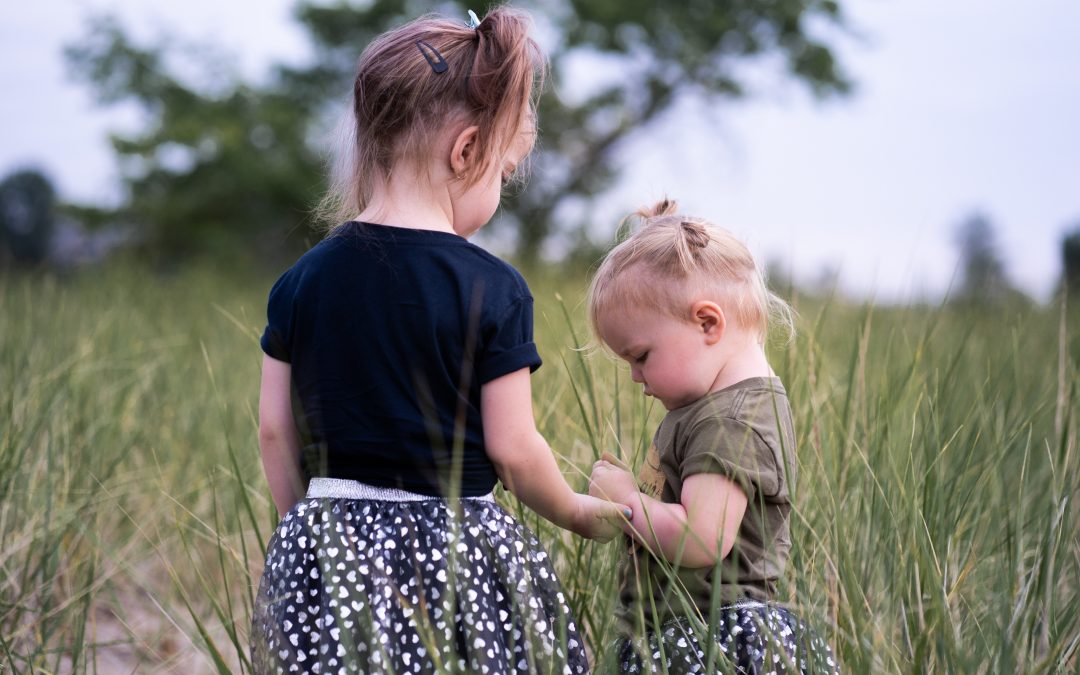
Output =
[{"x1": 2, "y1": 260, "x2": 1078, "y2": 673}]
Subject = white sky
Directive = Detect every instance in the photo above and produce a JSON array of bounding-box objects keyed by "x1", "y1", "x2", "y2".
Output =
[{"x1": 2, "y1": 0, "x2": 1079, "y2": 301}]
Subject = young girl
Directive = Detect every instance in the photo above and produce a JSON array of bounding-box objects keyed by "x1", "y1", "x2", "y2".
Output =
[
  {"x1": 587, "y1": 200, "x2": 838, "y2": 674},
  {"x1": 251, "y1": 9, "x2": 628, "y2": 673}
]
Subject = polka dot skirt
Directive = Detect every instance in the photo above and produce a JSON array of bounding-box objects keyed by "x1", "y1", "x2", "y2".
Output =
[
  {"x1": 609, "y1": 605, "x2": 839, "y2": 674},
  {"x1": 251, "y1": 479, "x2": 588, "y2": 674}
]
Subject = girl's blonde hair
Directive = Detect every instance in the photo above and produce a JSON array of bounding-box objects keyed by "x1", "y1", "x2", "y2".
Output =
[
  {"x1": 319, "y1": 7, "x2": 545, "y2": 228},
  {"x1": 587, "y1": 199, "x2": 793, "y2": 345}
]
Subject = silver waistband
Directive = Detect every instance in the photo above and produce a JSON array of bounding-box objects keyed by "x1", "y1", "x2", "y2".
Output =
[
  {"x1": 724, "y1": 600, "x2": 769, "y2": 611},
  {"x1": 306, "y1": 477, "x2": 494, "y2": 502}
]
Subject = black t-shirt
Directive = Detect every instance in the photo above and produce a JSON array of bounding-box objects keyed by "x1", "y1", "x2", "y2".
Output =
[{"x1": 261, "y1": 222, "x2": 542, "y2": 496}]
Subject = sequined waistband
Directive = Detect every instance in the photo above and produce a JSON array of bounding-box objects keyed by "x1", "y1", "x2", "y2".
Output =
[
  {"x1": 724, "y1": 600, "x2": 769, "y2": 611},
  {"x1": 306, "y1": 477, "x2": 495, "y2": 502}
]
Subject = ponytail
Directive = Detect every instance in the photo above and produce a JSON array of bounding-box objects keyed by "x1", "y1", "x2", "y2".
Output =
[{"x1": 319, "y1": 8, "x2": 545, "y2": 230}]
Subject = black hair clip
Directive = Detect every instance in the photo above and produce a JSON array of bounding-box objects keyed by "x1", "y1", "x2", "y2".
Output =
[{"x1": 416, "y1": 40, "x2": 448, "y2": 74}]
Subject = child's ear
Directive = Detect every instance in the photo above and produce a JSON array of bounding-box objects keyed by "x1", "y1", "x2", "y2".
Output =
[
  {"x1": 449, "y1": 125, "x2": 481, "y2": 176},
  {"x1": 692, "y1": 301, "x2": 726, "y2": 345}
]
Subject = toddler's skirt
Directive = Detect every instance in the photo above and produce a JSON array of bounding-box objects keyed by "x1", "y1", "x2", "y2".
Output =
[
  {"x1": 610, "y1": 603, "x2": 838, "y2": 675},
  {"x1": 251, "y1": 478, "x2": 588, "y2": 674}
]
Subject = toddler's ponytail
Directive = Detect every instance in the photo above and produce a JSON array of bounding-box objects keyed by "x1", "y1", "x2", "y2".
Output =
[
  {"x1": 633, "y1": 198, "x2": 712, "y2": 277},
  {"x1": 636, "y1": 199, "x2": 679, "y2": 220}
]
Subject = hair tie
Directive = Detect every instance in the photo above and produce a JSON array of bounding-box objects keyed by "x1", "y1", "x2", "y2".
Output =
[
  {"x1": 680, "y1": 220, "x2": 709, "y2": 249},
  {"x1": 466, "y1": 9, "x2": 481, "y2": 29},
  {"x1": 415, "y1": 40, "x2": 448, "y2": 74}
]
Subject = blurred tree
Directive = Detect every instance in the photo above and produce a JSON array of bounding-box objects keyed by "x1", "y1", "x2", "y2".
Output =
[
  {"x1": 292, "y1": 0, "x2": 852, "y2": 261},
  {"x1": 1062, "y1": 224, "x2": 1080, "y2": 296},
  {"x1": 66, "y1": 17, "x2": 325, "y2": 260},
  {"x1": 0, "y1": 169, "x2": 57, "y2": 267},
  {"x1": 1062, "y1": 224, "x2": 1080, "y2": 366},
  {"x1": 952, "y1": 212, "x2": 1022, "y2": 307},
  {"x1": 762, "y1": 255, "x2": 795, "y2": 300},
  {"x1": 68, "y1": 1, "x2": 850, "y2": 261}
]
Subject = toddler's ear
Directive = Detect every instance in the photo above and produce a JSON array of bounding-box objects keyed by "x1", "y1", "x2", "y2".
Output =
[{"x1": 693, "y1": 301, "x2": 726, "y2": 344}]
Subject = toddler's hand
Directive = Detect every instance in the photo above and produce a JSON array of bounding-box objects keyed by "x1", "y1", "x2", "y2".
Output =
[
  {"x1": 589, "y1": 452, "x2": 637, "y2": 506},
  {"x1": 573, "y1": 493, "x2": 631, "y2": 543}
]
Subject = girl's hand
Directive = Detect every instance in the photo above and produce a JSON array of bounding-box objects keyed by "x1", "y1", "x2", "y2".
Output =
[
  {"x1": 482, "y1": 369, "x2": 631, "y2": 538},
  {"x1": 572, "y1": 493, "x2": 632, "y2": 543},
  {"x1": 589, "y1": 452, "x2": 638, "y2": 506}
]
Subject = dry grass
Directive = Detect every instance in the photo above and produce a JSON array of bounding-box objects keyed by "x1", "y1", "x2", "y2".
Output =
[{"x1": 2, "y1": 262, "x2": 1077, "y2": 673}]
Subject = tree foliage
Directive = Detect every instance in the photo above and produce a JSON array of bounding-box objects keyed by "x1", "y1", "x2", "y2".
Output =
[
  {"x1": 1062, "y1": 224, "x2": 1080, "y2": 296},
  {"x1": 66, "y1": 18, "x2": 325, "y2": 259},
  {"x1": 68, "y1": 1, "x2": 850, "y2": 261},
  {"x1": 952, "y1": 212, "x2": 1022, "y2": 307},
  {"x1": 0, "y1": 169, "x2": 56, "y2": 266}
]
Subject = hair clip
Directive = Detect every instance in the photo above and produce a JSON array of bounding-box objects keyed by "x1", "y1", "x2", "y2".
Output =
[
  {"x1": 415, "y1": 40, "x2": 448, "y2": 74},
  {"x1": 466, "y1": 9, "x2": 481, "y2": 29}
]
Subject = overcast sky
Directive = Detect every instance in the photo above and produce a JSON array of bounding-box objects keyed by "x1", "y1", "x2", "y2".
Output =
[{"x1": 3, "y1": 0, "x2": 1079, "y2": 301}]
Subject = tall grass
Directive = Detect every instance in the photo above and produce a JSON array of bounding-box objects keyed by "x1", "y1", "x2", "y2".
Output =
[{"x1": 1, "y1": 262, "x2": 1077, "y2": 672}]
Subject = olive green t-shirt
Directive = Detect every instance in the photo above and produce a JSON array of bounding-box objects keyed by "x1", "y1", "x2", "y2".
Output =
[{"x1": 618, "y1": 377, "x2": 797, "y2": 631}]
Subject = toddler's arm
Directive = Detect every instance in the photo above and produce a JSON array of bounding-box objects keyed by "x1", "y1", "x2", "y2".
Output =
[
  {"x1": 482, "y1": 368, "x2": 630, "y2": 542},
  {"x1": 258, "y1": 355, "x2": 305, "y2": 517},
  {"x1": 590, "y1": 453, "x2": 747, "y2": 567}
]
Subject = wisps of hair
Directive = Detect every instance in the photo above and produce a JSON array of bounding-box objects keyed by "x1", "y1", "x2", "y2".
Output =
[
  {"x1": 589, "y1": 198, "x2": 794, "y2": 346},
  {"x1": 316, "y1": 6, "x2": 546, "y2": 231}
]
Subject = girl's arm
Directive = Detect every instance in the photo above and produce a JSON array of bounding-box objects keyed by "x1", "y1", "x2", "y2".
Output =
[
  {"x1": 590, "y1": 456, "x2": 747, "y2": 568},
  {"x1": 258, "y1": 355, "x2": 305, "y2": 517},
  {"x1": 482, "y1": 368, "x2": 630, "y2": 541}
]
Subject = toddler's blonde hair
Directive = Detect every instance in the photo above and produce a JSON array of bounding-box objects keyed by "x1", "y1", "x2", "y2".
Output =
[{"x1": 587, "y1": 199, "x2": 793, "y2": 345}]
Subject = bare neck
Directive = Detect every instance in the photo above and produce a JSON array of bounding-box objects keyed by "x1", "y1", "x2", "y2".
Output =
[
  {"x1": 355, "y1": 166, "x2": 456, "y2": 234},
  {"x1": 709, "y1": 333, "x2": 775, "y2": 393}
]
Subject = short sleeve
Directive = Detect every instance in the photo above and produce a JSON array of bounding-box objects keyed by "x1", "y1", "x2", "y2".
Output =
[
  {"x1": 476, "y1": 296, "x2": 542, "y2": 384},
  {"x1": 260, "y1": 270, "x2": 294, "y2": 363},
  {"x1": 679, "y1": 417, "x2": 780, "y2": 501}
]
